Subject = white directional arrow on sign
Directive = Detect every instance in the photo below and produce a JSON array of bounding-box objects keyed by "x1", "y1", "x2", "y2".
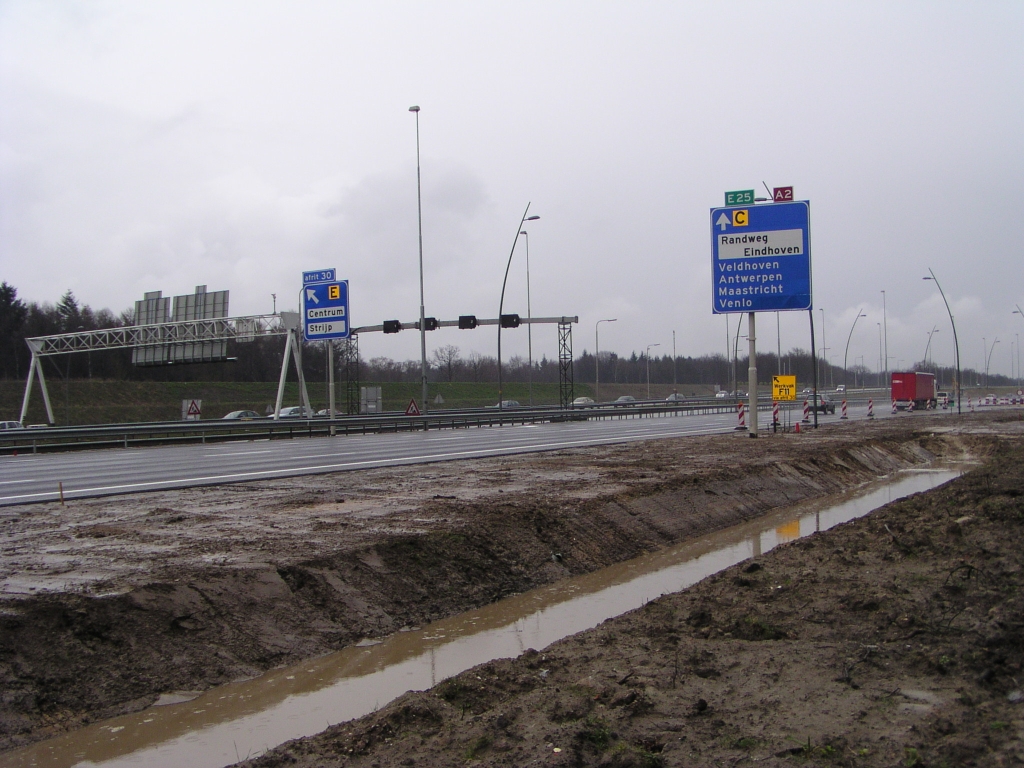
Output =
[
  {"x1": 306, "y1": 288, "x2": 320, "y2": 304},
  {"x1": 716, "y1": 212, "x2": 730, "y2": 231}
]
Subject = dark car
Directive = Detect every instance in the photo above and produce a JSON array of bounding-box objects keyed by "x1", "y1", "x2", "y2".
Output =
[
  {"x1": 614, "y1": 395, "x2": 636, "y2": 405},
  {"x1": 811, "y1": 394, "x2": 835, "y2": 414}
]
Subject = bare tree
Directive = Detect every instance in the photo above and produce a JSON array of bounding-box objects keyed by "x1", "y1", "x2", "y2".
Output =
[{"x1": 431, "y1": 344, "x2": 462, "y2": 382}]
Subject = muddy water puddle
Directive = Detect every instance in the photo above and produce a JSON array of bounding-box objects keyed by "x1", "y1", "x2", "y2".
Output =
[{"x1": 4, "y1": 467, "x2": 963, "y2": 768}]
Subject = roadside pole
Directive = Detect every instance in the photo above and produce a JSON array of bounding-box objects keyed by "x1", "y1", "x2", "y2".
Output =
[
  {"x1": 809, "y1": 308, "x2": 818, "y2": 428},
  {"x1": 747, "y1": 312, "x2": 758, "y2": 437},
  {"x1": 327, "y1": 340, "x2": 336, "y2": 435}
]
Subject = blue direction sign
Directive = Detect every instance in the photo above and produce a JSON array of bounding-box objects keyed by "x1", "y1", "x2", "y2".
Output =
[
  {"x1": 303, "y1": 279, "x2": 350, "y2": 340},
  {"x1": 303, "y1": 268, "x2": 336, "y2": 285},
  {"x1": 710, "y1": 201, "x2": 811, "y2": 314}
]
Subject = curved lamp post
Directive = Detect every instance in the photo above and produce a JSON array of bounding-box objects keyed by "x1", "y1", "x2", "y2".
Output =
[
  {"x1": 843, "y1": 309, "x2": 866, "y2": 389},
  {"x1": 985, "y1": 338, "x2": 1000, "y2": 387},
  {"x1": 923, "y1": 269, "x2": 962, "y2": 415},
  {"x1": 595, "y1": 318, "x2": 617, "y2": 402},
  {"x1": 646, "y1": 343, "x2": 660, "y2": 399},
  {"x1": 497, "y1": 204, "x2": 533, "y2": 409},
  {"x1": 519, "y1": 216, "x2": 540, "y2": 405}
]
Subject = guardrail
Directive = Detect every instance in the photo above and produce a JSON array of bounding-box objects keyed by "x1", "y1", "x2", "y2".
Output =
[{"x1": 0, "y1": 398, "x2": 765, "y2": 454}]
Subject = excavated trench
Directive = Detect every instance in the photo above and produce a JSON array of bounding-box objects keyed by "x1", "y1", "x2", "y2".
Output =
[{"x1": 0, "y1": 420, "x2": 995, "y2": 755}]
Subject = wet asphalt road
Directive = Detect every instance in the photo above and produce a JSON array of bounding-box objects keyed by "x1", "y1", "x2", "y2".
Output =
[{"x1": 0, "y1": 404, "x2": 888, "y2": 506}]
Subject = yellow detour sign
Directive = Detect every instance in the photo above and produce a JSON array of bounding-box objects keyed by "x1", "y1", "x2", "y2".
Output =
[{"x1": 772, "y1": 375, "x2": 797, "y2": 401}]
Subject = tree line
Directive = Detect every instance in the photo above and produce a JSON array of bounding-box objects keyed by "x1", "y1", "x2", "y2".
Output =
[{"x1": 0, "y1": 283, "x2": 1007, "y2": 389}]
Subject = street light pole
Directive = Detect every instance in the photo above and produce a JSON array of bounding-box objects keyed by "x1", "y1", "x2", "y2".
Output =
[
  {"x1": 1011, "y1": 331, "x2": 1019, "y2": 387},
  {"x1": 923, "y1": 269, "x2": 962, "y2": 415},
  {"x1": 1014, "y1": 309, "x2": 1024, "y2": 386},
  {"x1": 409, "y1": 105, "x2": 429, "y2": 413},
  {"x1": 497, "y1": 204, "x2": 533, "y2": 409},
  {"x1": 985, "y1": 338, "x2": 1000, "y2": 386},
  {"x1": 877, "y1": 323, "x2": 882, "y2": 387},
  {"x1": 843, "y1": 309, "x2": 866, "y2": 389},
  {"x1": 646, "y1": 343, "x2": 660, "y2": 399},
  {"x1": 924, "y1": 326, "x2": 940, "y2": 367},
  {"x1": 519, "y1": 215, "x2": 540, "y2": 406},
  {"x1": 672, "y1": 330, "x2": 677, "y2": 390},
  {"x1": 595, "y1": 318, "x2": 617, "y2": 402},
  {"x1": 820, "y1": 308, "x2": 826, "y2": 388},
  {"x1": 881, "y1": 290, "x2": 889, "y2": 384}
]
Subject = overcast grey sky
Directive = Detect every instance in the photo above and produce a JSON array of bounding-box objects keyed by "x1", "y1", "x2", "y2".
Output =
[{"x1": 2, "y1": 1, "x2": 1022, "y2": 377}]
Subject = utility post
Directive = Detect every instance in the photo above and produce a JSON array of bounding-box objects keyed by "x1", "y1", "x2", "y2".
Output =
[{"x1": 747, "y1": 312, "x2": 758, "y2": 437}]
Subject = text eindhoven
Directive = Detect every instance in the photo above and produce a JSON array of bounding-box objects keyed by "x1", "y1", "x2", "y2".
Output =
[{"x1": 716, "y1": 228, "x2": 803, "y2": 260}]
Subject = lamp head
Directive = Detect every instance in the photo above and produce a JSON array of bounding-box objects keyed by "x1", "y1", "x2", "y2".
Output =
[
  {"x1": 409, "y1": 105, "x2": 420, "y2": 113},
  {"x1": 525, "y1": 215, "x2": 540, "y2": 221}
]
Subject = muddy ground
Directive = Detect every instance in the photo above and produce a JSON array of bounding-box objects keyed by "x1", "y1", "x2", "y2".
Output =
[
  {"x1": 0, "y1": 411, "x2": 1020, "y2": 761},
  {"x1": 245, "y1": 416, "x2": 1024, "y2": 768}
]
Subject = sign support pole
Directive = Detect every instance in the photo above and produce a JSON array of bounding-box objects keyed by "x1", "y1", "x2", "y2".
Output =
[
  {"x1": 327, "y1": 340, "x2": 336, "y2": 435},
  {"x1": 294, "y1": 336, "x2": 312, "y2": 417},
  {"x1": 747, "y1": 312, "x2": 758, "y2": 437},
  {"x1": 273, "y1": 330, "x2": 293, "y2": 419},
  {"x1": 19, "y1": 352, "x2": 56, "y2": 426}
]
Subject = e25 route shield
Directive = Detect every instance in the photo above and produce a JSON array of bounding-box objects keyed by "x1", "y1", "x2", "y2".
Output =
[{"x1": 710, "y1": 201, "x2": 811, "y2": 314}]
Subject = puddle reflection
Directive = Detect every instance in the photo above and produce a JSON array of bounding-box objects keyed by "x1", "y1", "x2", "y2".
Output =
[{"x1": 3, "y1": 467, "x2": 962, "y2": 768}]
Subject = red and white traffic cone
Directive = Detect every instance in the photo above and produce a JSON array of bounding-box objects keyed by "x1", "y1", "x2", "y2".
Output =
[
  {"x1": 969, "y1": 396, "x2": 974, "y2": 412},
  {"x1": 892, "y1": 399, "x2": 897, "y2": 414},
  {"x1": 840, "y1": 399, "x2": 848, "y2": 420},
  {"x1": 909, "y1": 400, "x2": 915, "y2": 412},
  {"x1": 867, "y1": 398, "x2": 874, "y2": 418},
  {"x1": 772, "y1": 401, "x2": 779, "y2": 425},
  {"x1": 802, "y1": 399, "x2": 810, "y2": 423},
  {"x1": 735, "y1": 402, "x2": 747, "y2": 431}
]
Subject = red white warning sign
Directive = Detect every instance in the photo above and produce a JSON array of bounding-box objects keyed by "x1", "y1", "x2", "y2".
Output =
[
  {"x1": 181, "y1": 399, "x2": 202, "y2": 421},
  {"x1": 405, "y1": 399, "x2": 421, "y2": 416}
]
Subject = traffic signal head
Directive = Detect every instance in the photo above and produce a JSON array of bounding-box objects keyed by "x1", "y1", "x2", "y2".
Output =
[
  {"x1": 500, "y1": 314, "x2": 521, "y2": 328},
  {"x1": 458, "y1": 315, "x2": 478, "y2": 330},
  {"x1": 423, "y1": 317, "x2": 439, "y2": 331},
  {"x1": 383, "y1": 320, "x2": 402, "y2": 334}
]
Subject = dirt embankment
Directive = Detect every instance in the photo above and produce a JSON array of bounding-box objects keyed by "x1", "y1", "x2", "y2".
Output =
[
  {"x1": 0, "y1": 415, "x2": 1011, "y2": 753},
  {"x1": 244, "y1": 431, "x2": 1024, "y2": 768}
]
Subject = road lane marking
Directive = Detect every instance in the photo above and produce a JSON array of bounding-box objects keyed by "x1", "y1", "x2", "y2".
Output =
[
  {"x1": 209, "y1": 450, "x2": 275, "y2": 457},
  {"x1": 1, "y1": 424, "x2": 730, "y2": 504}
]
